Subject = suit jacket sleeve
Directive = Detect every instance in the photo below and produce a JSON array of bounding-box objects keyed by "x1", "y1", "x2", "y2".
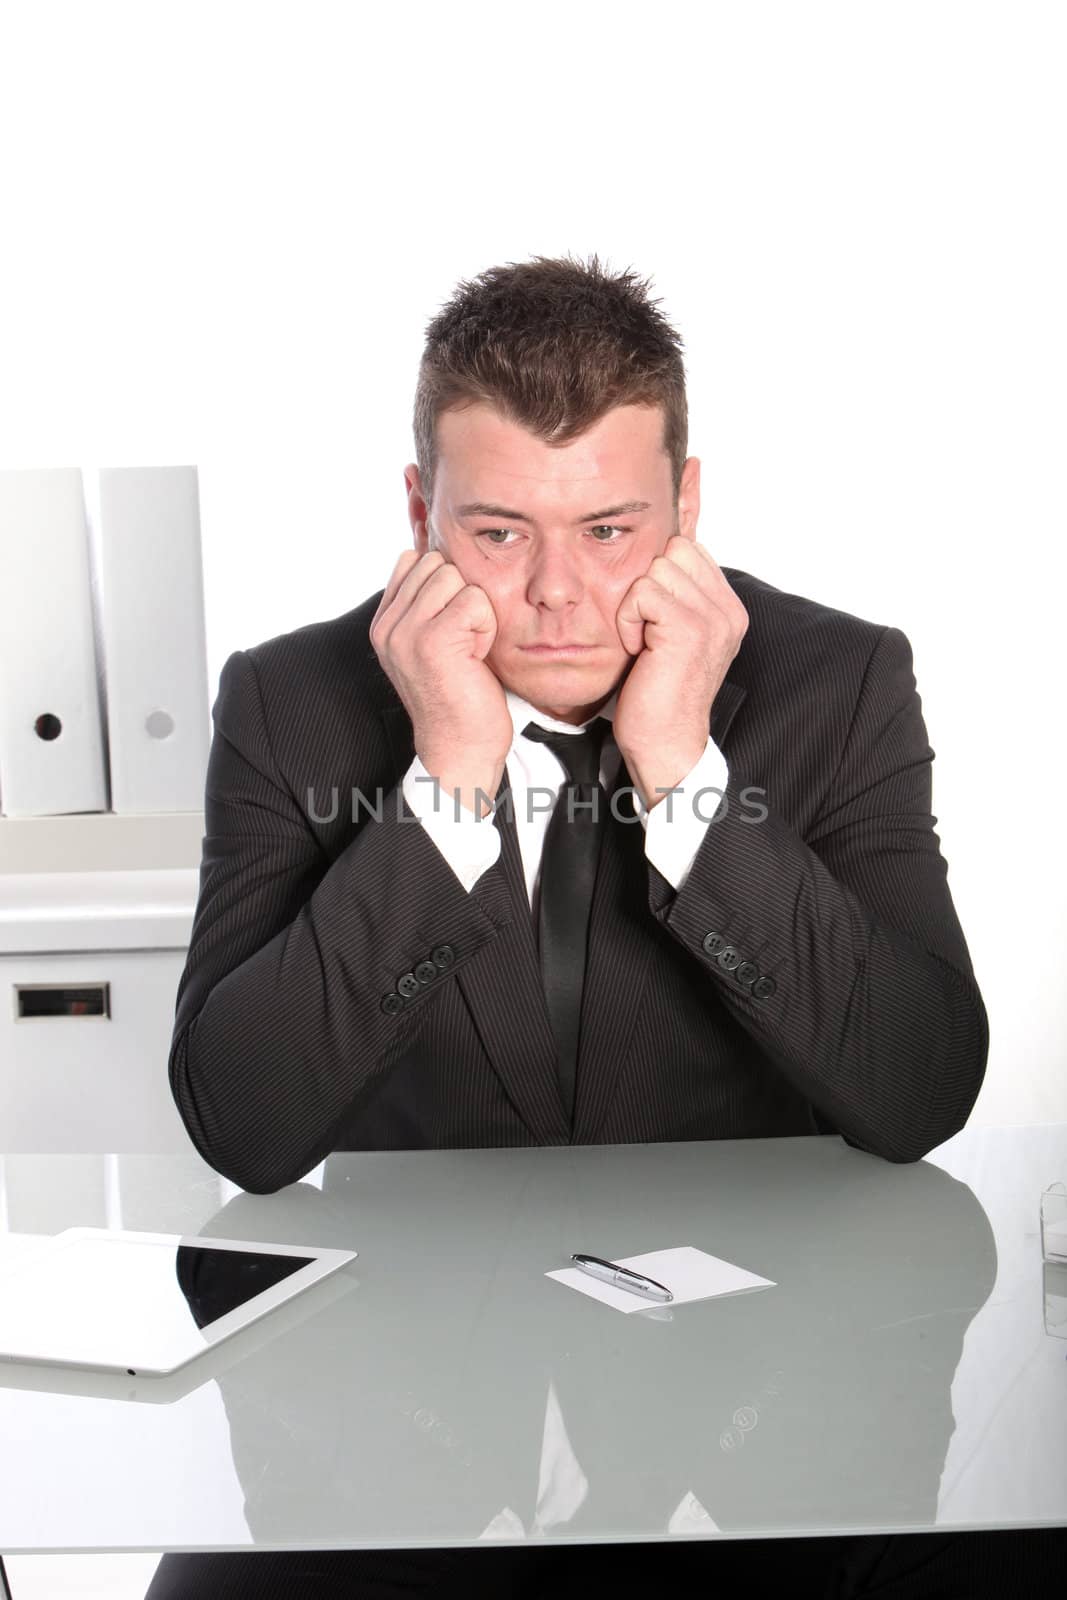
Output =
[
  {"x1": 645, "y1": 625, "x2": 988, "y2": 1162},
  {"x1": 168, "y1": 648, "x2": 510, "y2": 1193}
]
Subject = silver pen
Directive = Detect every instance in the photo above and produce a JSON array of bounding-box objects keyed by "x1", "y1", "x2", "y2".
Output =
[{"x1": 571, "y1": 1253, "x2": 673, "y2": 1302}]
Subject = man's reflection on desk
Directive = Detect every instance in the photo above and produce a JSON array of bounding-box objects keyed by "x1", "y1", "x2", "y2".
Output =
[{"x1": 147, "y1": 1146, "x2": 1010, "y2": 1597}]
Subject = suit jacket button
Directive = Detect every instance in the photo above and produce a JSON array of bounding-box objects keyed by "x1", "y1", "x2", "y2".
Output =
[
  {"x1": 717, "y1": 945, "x2": 742, "y2": 972},
  {"x1": 752, "y1": 975, "x2": 777, "y2": 1000},
  {"x1": 431, "y1": 945, "x2": 455, "y2": 971},
  {"x1": 415, "y1": 960, "x2": 438, "y2": 986},
  {"x1": 736, "y1": 961, "x2": 759, "y2": 987},
  {"x1": 702, "y1": 931, "x2": 726, "y2": 956},
  {"x1": 381, "y1": 992, "x2": 404, "y2": 1015},
  {"x1": 397, "y1": 971, "x2": 419, "y2": 998}
]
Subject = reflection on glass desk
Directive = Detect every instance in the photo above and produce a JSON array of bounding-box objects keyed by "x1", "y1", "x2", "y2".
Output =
[{"x1": 0, "y1": 1124, "x2": 1064, "y2": 1555}]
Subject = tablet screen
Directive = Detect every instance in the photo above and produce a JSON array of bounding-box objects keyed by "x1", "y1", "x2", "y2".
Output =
[{"x1": 174, "y1": 1244, "x2": 311, "y2": 1328}]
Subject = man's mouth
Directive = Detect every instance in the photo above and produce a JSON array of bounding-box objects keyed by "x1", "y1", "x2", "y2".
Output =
[{"x1": 521, "y1": 644, "x2": 598, "y2": 655}]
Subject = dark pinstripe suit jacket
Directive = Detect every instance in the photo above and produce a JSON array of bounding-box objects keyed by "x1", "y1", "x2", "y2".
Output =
[{"x1": 169, "y1": 567, "x2": 988, "y2": 1192}]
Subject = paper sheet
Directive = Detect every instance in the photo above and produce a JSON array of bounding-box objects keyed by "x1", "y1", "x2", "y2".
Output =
[{"x1": 547, "y1": 1245, "x2": 775, "y2": 1313}]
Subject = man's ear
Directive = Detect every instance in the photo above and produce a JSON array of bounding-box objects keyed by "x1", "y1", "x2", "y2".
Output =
[
  {"x1": 404, "y1": 463, "x2": 431, "y2": 554},
  {"x1": 676, "y1": 456, "x2": 701, "y2": 539}
]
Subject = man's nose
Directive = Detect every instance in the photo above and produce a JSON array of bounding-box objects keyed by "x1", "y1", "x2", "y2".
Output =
[{"x1": 526, "y1": 541, "x2": 584, "y2": 608}]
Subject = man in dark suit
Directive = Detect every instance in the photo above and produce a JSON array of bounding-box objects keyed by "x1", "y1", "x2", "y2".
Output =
[
  {"x1": 159, "y1": 255, "x2": 997, "y2": 1594},
  {"x1": 169, "y1": 254, "x2": 986, "y2": 1195}
]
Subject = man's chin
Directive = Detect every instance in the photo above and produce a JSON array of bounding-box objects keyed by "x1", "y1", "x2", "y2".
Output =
[
  {"x1": 506, "y1": 660, "x2": 612, "y2": 685},
  {"x1": 497, "y1": 660, "x2": 625, "y2": 721}
]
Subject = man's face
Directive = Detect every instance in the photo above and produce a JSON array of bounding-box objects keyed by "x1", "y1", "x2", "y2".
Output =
[{"x1": 405, "y1": 402, "x2": 700, "y2": 725}]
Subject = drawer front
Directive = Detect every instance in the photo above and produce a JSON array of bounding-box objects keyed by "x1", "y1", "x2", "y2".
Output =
[{"x1": 2, "y1": 949, "x2": 198, "y2": 1153}]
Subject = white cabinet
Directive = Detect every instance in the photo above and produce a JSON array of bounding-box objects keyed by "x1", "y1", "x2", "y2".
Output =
[
  {"x1": 2, "y1": 947, "x2": 196, "y2": 1153},
  {"x1": 0, "y1": 857, "x2": 202, "y2": 1154}
]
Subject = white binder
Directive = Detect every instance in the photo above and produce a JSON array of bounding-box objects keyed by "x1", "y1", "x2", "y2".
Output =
[
  {"x1": 87, "y1": 466, "x2": 210, "y2": 814},
  {"x1": 0, "y1": 469, "x2": 110, "y2": 817}
]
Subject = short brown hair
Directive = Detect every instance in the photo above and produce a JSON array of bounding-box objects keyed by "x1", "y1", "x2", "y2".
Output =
[{"x1": 412, "y1": 252, "x2": 688, "y2": 516}]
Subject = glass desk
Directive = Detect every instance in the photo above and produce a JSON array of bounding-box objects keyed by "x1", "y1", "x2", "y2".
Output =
[{"x1": 0, "y1": 1124, "x2": 1064, "y2": 1555}]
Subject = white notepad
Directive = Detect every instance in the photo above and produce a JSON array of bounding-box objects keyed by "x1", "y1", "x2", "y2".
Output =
[{"x1": 547, "y1": 1245, "x2": 775, "y2": 1313}]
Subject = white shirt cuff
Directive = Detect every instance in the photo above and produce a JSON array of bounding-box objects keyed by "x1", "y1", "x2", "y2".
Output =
[
  {"x1": 402, "y1": 754, "x2": 502, "y2": 893},
  {"x1": 633, "y1": 737, "x2": 729, "y2": 893}
]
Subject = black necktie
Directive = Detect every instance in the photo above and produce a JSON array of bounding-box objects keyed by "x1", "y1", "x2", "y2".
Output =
[{"x1": 521, "y1": 717, "x2": 610, "y2": 1126}]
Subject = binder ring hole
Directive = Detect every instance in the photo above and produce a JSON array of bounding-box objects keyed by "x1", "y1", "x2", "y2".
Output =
[
  {"x1": 34, "y1": 713, "x2": 62, "y2": 741},
  {"x1": 145, "y1": 710, "x2": 175, "y2": 740}
]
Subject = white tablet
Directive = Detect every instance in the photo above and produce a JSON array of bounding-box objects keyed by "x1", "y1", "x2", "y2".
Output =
[{"x1": 0, "y1": 1228, "x2": 357, "y2": 1377}]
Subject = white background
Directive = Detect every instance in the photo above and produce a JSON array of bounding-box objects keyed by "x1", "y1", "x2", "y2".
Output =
[{"x1": 0, "y1": 0, "x2": 1064, "y2": 1131}]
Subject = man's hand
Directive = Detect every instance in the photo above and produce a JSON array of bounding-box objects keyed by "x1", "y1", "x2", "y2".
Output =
[
  {"x1": 613, "y1": 537, "x2": 748, "y2": 811},
  {"x1": 370, "y1": 550, "x2": 513, "y2": 817}
]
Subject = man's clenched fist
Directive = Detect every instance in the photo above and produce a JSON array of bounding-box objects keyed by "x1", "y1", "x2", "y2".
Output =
[{"x1": 370, "y1": 550, "x2": 513, "y2": 818}]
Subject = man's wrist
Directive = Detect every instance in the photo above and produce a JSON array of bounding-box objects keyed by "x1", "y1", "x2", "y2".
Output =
[
  {"x1": 416, "y1": 754, "x2": 506, "y2": 820},
  {"x1": 623, "y1": 740, "x2": 708, "y2": 813}
]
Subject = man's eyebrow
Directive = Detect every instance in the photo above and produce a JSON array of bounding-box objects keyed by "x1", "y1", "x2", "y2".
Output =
[{"x1": 455, "y1": 499, "x2": 653, "y2": 523}]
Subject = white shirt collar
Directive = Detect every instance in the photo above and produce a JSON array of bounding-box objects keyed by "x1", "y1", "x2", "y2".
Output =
[{"x1": 505, "y1": 685, "x2": 619, "y2": 745}]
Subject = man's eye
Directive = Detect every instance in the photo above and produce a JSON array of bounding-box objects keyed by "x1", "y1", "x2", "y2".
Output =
[{"x1": 475, "y1": 526, "x2": 630, "y2": 545}]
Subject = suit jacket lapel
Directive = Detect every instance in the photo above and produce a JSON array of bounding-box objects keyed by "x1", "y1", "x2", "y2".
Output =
[
  {"x1": 458, "y1": 766, "x2": 575, "y2": 1142},
  {"x1": 376, "y1": 677, "x2": 571, "y2": 1144}
]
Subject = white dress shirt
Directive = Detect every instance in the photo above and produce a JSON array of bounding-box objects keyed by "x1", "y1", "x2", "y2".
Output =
[{"x1": 401, "y1": 686, "x2": 730, "y2": 903}]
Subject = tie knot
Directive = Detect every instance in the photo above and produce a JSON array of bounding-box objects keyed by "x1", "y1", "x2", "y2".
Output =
[{"x1": 522, "y1": 717, "x2": 609, "y2": 788}]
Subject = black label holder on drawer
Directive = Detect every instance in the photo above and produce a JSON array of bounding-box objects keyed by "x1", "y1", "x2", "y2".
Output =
[{"x1": 13, "y1": 983, "x2": 111, "y2": 1020}]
